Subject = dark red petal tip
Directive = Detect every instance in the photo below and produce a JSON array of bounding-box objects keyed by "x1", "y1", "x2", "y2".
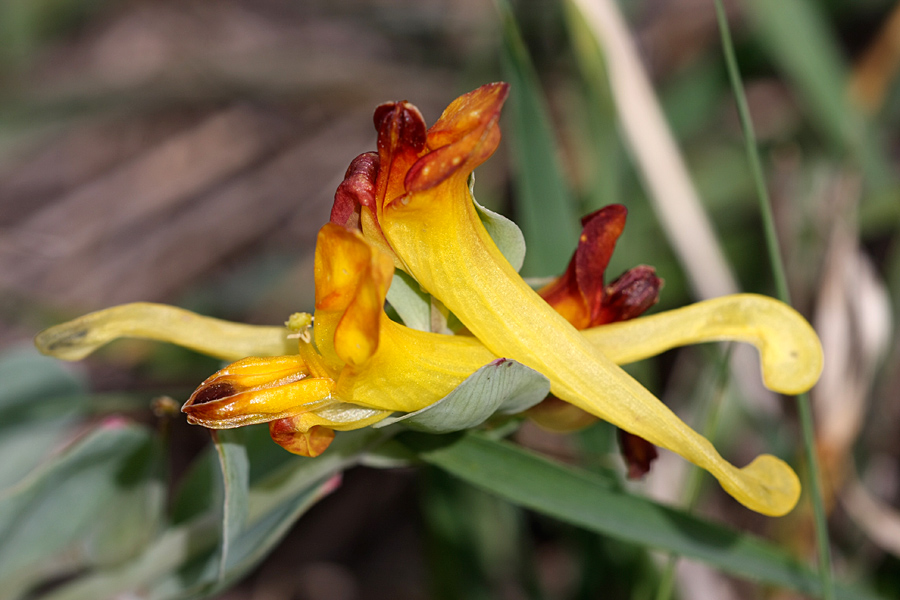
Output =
[
  {"x1": 374, "y1": 101, "x2": 427, "y2": 153},
  {"x1": 619, "y1": 429, "x2": 659, "y2": 480},
  {"x1": 575, "y1": 205, "x2": 628, "y2": 326},
  {"x1": 599, "y1": 265, "x2": 662, "y2": 324},
  {"x1": 332, "y1": 152, "x2": 379, "y2": 229}
]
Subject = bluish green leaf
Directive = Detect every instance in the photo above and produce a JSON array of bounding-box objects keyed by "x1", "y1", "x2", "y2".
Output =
[
  {"x1": 40, "y1": 429, "x2": 392, "y2": 600},
  {"x1": 170, "y1": 448, "x2": 221, "y2": 526},
  {"x1": 212, "y1": 428, "x2": 250, "y2": 581},
  {"x1": 0, "y1": 346, "x2": 88, "y2": 491},
  {"x1": 0, "y1": 422, "x2": 164, "y2": 599},
  {"x1": 386, "y1": 269, "x2": 431, "y2": 332},
  {"x1": 404, "y1": 432, "x2": 885, "y2": 600},
  {"x1": 375, "y1": 359, "x2": 550, "y2": 433},
  {"x1": 472, "y1": 174, "x2": 527, "y2": 272}
]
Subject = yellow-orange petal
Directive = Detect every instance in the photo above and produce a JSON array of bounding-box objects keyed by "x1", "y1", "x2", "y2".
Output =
[
  {"x1": 314, "y1": 223, "x2": 395, "y2": 368},
  {"x1": 376, "y1": 85, "x2": 805, "y2": 516},
  {"x1": 269, "y1": 421, "x2": 336, "y2": 457},
  {"x1": 182, "y1": 355, "x2": 335, "y2": 428},
  {"x1": 405, "y1": 82, "x2": 508, "y2": 194},
  {"x1": 526, "y1": 396, "x2": 598, "y2": 432}
]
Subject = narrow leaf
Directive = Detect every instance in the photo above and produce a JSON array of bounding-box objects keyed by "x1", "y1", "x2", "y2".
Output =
[
  {"x1": 496, "y1": 0, "x2": 580, "y2": 276},
  {"x1": 404, "y1": 432, "x2": 885, "y2": 600},
  {"x1": 0, "y1": 422, "x2": 163, "y2": 599},
  {"x1": 41, "y1": 429, "x2": 391, "y2": 600},
  {"x1": 746, "y1": 0, "x2": 888, "y2": 186},
  {"x1": 0, "y1": 346, "x2": 87, "y2": 491},
  {"x1": 212, "y1": 429, "x2": 250, "y2": 581},
  {"x1": 375, "y1": 359, "x2": 550, "y2": 433}
]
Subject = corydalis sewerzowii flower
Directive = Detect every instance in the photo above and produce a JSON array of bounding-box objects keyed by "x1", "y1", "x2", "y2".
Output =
[
  {"x1": 34, "y1": 83, "x2": 824, "y2": 517},
  {"x1": 331, "y1": 81, "x2": 823, "y2": 516}
]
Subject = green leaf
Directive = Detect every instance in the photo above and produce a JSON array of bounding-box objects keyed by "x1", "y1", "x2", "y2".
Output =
[
  {"x1": 0, "y1": 422, "x2": 164, "y2": 599},
  {"x1": 386, "y1": 269, "x2": 432, "y2": 332},
  {"x1": 212, "y1": 429, "x2": 250, "y2": 581},
  {"x1": 0, "y1": 346, "x2": 88, "y2": 491},
  {"x1": 472, "y1": 174, "x2": 527, "y2": 272},
  {"x1": 404, "y1": 432, "x2": 885, "y2": 600},
  {"x1": 170, "y1": 448, "x2": 221, "y2": 526},
  {"x1": 496, "y1": 0, "x2": 581, "y2": 277},
  {"x1": 40, "y1": 429, "x2": 392, "y2": 600},
  {"x1": 374, "y1": 359, "x2": 550, "y2": 433}
]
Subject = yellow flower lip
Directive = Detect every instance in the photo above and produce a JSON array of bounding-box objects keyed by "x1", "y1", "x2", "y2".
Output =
[{"x1": 360, "y1": 82, "x2": 820, "y2": 516}]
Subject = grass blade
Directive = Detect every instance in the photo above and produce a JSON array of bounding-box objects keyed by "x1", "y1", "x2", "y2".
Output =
[
  {"x1": 495, "y1": 0, "x2": 580, "y2": 277},
  {"x1": 567, "y1": 0, "x2": 738, "y2": 300},
  {"x1": 713, "y1": 1, "x2": 835, "y2": 597}
]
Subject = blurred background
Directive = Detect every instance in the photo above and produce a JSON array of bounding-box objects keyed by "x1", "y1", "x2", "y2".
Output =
[{"x1": 2, "y1": 0, "x2": 900, "y2": 598}]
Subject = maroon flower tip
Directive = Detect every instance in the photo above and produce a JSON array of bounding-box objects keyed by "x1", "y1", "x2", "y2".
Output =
[
  {"x1": 576, "y1": 205, "x2": 628, "y2": 325},
  {"x1": 599, "y1": 265, "x2": 662, "y2": 324},
  {"x1": 184, "y1": 381, "x2": 236, "y2": 408},
  {"x1": 332, "y1": 152, "x2": 379, "y2": 229},
  {"x1": 374, "y1": 101, "x2": 427, "y2": 153},
  {"x1": 618, "y1": 429, "x2": 659, "y2": 479}
]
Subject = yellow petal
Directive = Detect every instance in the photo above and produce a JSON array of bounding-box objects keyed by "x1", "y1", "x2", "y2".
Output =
[
  {"x1": 35, "y1": 303, "x2": 294, "y2": 362},
  {"x1": 334, "y1": 320, "x2": 497, "y2": 413},
  {"x1": 314, "y1": 223, "x2": 395, "y2": 369},
  {"x1": 278, "y1": 404, "x2": 392, "y2": 432},
  {"x1": 582, "y1": 294, "x2": 823, "y2": 395},
  {"x1": 391, "y1": 191, "x2": 800, "y2": 514}
]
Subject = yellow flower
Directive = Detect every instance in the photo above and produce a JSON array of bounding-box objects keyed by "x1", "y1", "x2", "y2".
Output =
[
  {"x1": 334, "y1": 82, "x2": 823, "y2": 516},
  {"x1": 34, "y1": 83, "x2": 824, "y2": 517}
]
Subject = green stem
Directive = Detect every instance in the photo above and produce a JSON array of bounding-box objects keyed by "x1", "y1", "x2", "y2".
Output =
[{"x1": 713, "y1": 2, "x2": 834, "y2": 599}]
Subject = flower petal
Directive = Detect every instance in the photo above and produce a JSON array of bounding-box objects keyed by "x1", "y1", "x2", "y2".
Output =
[
  {"x1": 314, "y1": 223, "x2": 395, "y2": 368},
  {"x1": 35, "y1": 303, "x2": 294, "y2": 362},
  {"x1": 598, "y1": 265, "x2": 662, "y2": 324},
  {"x1": 619, "y1": 429, "x2": 659, "y2": 480},
  {"x1": 581, "y1": 294, "x2": 823, "y2": 395},
  {"x1": 539, "y1": 205, "x2": 628, "y2": 328},
  {"x1": 269, "y1": 422, "x2": 336, "y2": 457},
  {"x1": 331, "y1": 151, "x2": 379, "y2": 230}
]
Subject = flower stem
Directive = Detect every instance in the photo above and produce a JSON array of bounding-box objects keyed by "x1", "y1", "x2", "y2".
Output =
[{"x1": 713, "y1": 1, "x2": 834, "y2": 598}]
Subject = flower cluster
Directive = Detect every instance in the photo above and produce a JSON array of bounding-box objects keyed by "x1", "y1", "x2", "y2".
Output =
[{"x1": 36, "y1": 83, "x2": 824, "y2": 517}]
